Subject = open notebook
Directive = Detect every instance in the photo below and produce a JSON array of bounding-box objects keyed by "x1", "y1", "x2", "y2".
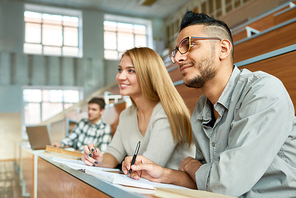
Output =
[{"x1": 85, "y1": 168, "x2": 187, "y2": 191}]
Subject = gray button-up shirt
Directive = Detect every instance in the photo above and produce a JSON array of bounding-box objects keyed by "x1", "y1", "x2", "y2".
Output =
[{"x1": 192, "y1": 66, "x2": 296, "y2": 197}]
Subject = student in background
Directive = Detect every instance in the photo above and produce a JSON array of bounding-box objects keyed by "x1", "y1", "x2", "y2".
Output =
[
  {"x1": 123, "y1": 11, "x2": 296, "y2": 197},
  {"x1": 53, "y1": 97, "x2": 112, "y2": 152},
  {"x1": 81, "y1": 47, "x2": 195, "y2": 171}
]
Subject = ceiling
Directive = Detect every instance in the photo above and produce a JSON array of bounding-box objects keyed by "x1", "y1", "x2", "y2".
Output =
[{"x1": 18, "y1": 0, "x2": 193, "y2": 19}]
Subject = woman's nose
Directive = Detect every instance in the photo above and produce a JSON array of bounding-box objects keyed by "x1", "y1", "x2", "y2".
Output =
[{"x1": 117, "y1": 71, "x2": 127, "y2": 80}]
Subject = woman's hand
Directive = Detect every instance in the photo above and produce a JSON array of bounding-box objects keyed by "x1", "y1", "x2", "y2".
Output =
[
  {"x1": 81, "y1": 143, "x2": 104, "y2": 167},
  {"x1": 122, "y1": 155, "x2": 166, "y2": 183}
]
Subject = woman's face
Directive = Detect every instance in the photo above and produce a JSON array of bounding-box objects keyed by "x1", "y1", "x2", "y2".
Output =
[{"x1": 116, "y1": 55, "x2": 142, "y2": 97}]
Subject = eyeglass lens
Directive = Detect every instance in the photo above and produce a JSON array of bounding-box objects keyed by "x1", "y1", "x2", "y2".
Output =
[
  {"x1": 179, "y1": 37, "x2": 190, "y2": 54},
  {"x1": 170, "y1": 37, "x2": 190, "y2": 63}
]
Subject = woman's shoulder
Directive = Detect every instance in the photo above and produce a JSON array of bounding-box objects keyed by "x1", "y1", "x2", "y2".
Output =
[
  {"x1": 119, "y1": 104, "x2": 137, "y2": 117},
  {"x1": 151, "y1": 102, "x2": 168, "y2": 120}
]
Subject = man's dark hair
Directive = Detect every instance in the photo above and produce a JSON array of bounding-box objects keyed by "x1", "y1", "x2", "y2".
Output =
[
  {"x1": 180, "y1": 11, "x2": 234, "y2": 57},
  {"x1": 88, "y1": 97, "x2": 105, "y2": 110},
  {"x1": 180, "y1": 11, "x2": 233, "y2": 47}
]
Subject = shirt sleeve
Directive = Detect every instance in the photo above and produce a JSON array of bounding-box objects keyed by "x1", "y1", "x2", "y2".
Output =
[
  {"x1": 98, "y1": 124, "x2": 112, "y2": 153},
  {"x1": 196, "y1": 76, "x2": 295, "y2": 196},
  {"x1": 61, "y1": 120, "x2": 83, "y2": 147}
]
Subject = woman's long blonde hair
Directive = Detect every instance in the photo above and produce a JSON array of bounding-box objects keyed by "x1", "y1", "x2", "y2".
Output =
[{"x1": 122, "y1": 47, "x2": 192, "y2": 144}]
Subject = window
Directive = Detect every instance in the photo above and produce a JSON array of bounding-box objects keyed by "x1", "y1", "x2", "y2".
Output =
[
  {"x1": 23, "y1": 88, "x2": 82, "y2": 125},
  {"x1": 104, "y1": 14, "x2": 153, "y2": 60},
  {"x1": 24, "y1": 5, "x2": 82, "y2": 57}
]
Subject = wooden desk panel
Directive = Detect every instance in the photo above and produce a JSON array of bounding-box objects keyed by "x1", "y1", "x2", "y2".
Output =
[{"x1": 37, "y1": 158, "x2": 109, "y2": 198}]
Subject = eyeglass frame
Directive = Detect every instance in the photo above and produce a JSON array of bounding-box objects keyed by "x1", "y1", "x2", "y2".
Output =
[{"x1": 170, "y1": 36, "x2": 222, "y2": 63}]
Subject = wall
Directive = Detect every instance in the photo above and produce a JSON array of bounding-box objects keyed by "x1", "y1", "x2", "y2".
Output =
[
  {"x1": 0, "y1": 86, "x2": 23, "y2": 160},
  {"x1": 0, "y1": 0, "x2": 107, "y2": 160}
]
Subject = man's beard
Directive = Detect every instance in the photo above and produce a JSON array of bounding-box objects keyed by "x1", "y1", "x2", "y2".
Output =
[
  {"x1": 184, "y1": 59, "x2": 216, "y2": 88},
  {"x1": 184, "y1": 45, "x2": 216, "y2": 88}
]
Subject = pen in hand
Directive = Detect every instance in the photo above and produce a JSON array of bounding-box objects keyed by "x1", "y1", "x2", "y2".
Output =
[
  {"x1": 129, "y1": 141, "x2": 141, "y2": 174},
  {"x1": 89, "y1": 142, "x2": 102, "y2": 157}
]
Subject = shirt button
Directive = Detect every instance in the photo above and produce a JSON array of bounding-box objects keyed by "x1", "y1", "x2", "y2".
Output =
[{"x1": 212, "y1": 142, "x2": 216, "y2": 147}]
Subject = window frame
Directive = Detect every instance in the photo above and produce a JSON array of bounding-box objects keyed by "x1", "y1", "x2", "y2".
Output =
[
  {"x1": 24, "y1": 4, "x2": 83, "y2": 58},
  {"x1": 103, "y1": 14, "x2": 153, "y2": 60},
  {"x1": 22, "y1": 85, "x2": 83, "y2": 139}
]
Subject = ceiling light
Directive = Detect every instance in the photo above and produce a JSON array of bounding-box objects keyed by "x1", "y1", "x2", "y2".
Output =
[{"x1": 140, "y1": 0, "x2": 158, "y2": 6}]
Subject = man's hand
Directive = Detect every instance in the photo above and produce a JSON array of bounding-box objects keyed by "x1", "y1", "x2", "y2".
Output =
[
  {"x1": 53, "y1": 142, "x2": 61, "y2": 148},
  {"x1": 122, "y1": 155, "x2": 198, "y2": 189},
  {"x1": 81, "y1": 143, "x2": 104, "y2": 167},
  {"x1": 179, "y1": 157, "x2": 202, "y2": 182}
]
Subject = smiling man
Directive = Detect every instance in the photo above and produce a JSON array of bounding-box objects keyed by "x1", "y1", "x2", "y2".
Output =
[
  {"x1": 123, "y1": 11, "x2": 296, "y2": 197},
  {"x1": 53, "y1": 97, "x2": 112, "y2": 152}
]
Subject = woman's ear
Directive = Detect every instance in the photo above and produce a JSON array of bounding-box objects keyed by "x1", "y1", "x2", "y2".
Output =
[{"x1": 219, "y1": 39, "x2": 232, "y2": 60}]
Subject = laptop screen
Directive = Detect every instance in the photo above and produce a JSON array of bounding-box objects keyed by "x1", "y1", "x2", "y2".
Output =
[{"x1": 26, "y1": 125, "x2": 52, "y2": 150}]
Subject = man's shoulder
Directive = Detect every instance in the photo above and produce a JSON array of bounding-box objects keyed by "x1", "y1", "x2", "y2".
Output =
[
  {"x1": 78, "y1": 118, "x2": 90, "y2": 124},
  {"x1": 238, "y1": 68, "x2": 277, "y2": 84}
]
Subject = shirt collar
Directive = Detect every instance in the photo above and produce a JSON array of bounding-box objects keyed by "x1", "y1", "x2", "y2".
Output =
[{"x1": 216, "y1": 65, "x2": 240, "y2": 110}]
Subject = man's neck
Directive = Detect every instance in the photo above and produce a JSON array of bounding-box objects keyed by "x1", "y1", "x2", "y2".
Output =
[
  {"x1": 89, "y1": 117, "x2": 101, "y2": 124},
  {"x1": 202, "y1": 64, "x2": 233, "y2": 105}
]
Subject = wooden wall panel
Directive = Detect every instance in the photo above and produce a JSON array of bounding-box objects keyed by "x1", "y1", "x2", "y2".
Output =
[
  {"x1": 168, "y1": 67, "x2": 183, "y2": 83},
  {"x1": 274, "y1": 7, "x2": 296, "y2": 25},
  {"x1": 175, "y1": 84, "x2": 203, "y2": 113},
  {"x1": 233, "y1": 20, "x2": 296, "y2": 62},
  {"x1": 232, "y1": 30, "x2": 248, "y2": 43}
]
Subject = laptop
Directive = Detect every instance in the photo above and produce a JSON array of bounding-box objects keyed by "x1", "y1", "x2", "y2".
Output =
[{"x1": 26, "y1": 125, "x2": 52, "y2": 150}]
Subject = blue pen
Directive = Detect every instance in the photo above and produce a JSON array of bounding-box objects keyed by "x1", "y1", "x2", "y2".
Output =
[{"x1": 129, "y1": 141, "x2": 141, "y2": 174}]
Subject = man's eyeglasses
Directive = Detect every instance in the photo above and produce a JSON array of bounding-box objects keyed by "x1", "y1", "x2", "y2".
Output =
[{"x1": 170, "y1": 36, "x2": 221, "y2": 63}]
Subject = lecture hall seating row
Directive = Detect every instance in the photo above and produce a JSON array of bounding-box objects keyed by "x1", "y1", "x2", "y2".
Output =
[{"x1": 232, "y1": 1, "x2": 296, "y2": 42}]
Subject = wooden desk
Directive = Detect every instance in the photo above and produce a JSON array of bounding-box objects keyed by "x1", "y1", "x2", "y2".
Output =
[{"x1": 19, "y1": 144, "x2": 146, "y2": 198}]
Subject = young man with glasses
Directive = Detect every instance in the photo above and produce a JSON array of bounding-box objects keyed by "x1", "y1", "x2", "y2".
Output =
[{"x1": 122, "y1": 11, "x2": 296, "y2": 197}]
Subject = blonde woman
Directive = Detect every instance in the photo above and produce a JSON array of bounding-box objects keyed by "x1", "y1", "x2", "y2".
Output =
[{"x1": 81, "y1": 47, "x2": 195, "y2": 170}]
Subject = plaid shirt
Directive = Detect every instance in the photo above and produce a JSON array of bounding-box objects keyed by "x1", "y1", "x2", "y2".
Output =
[{"x1": 61, "y1": 118, "x2": 112, "y2": 152}]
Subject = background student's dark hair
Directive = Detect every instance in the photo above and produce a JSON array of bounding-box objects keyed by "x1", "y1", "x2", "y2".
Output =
[
  {"x1": 88, "y1": 97, "x2": 105, "y2": 110},
  {"x1": 180, "y1": 11, "x2": 233, "y2": 45}
]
